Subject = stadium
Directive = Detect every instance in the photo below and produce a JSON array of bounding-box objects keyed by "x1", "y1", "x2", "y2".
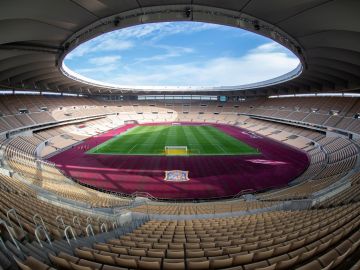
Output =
[{"x1": 0, "y1": 1, "x2": 360, "y2": 270}]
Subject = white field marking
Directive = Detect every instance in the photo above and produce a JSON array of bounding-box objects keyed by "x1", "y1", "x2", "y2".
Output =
[
  {"x1": 191, "y1": 148, "x2": 200, "y2": 154},
  {"x1": 127, "y1": 144, "x2": 138, "y2": 154},
  {"x1": 215, "y1": 144, "x2": 227, "y2": 154}
]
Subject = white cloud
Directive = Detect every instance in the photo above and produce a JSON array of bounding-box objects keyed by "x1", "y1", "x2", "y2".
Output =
[
  {"x1": 65, "y1": 19, "x2": 300, "y2": 88},
  {"x1": 105, "y1": 42, "x2": 300, "y2": 86},
  {"x1": 254, "y1": 42, "x2": 282, "y2": 53},
  {"x1": 76, "y1": 65, "x2": 117, "y2": 75},
  {"x1": 88, "y1": 55, "x2": 121, "y2": 66},
  {"x1": 66, "y1": 22, "x2": 220, "y2": 60},
  {"x1": 109, "y1": 22, "x2": 221, "y2": 40},
  {"x1": 93, "y1": 39, "x2": 133, "y2": 52},
  {"x1": 134, "y1": 45, "x2": 194, "y2": 64},
  {"x1": 71, "y1": 41, "x2": 300, "y2": 87},
  {"x1": 66, "y1": 39, "x2": 133, "y2": 59}
]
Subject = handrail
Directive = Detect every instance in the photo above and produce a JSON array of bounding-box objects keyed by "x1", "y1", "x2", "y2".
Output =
[
  {"x1": 0, "y1": 219, "x2": 21, "y2": 251},
  {"x1": 112, "y1": 222, "x2": 119, "y2": 237},
  {"x1": 33, "y1": 214, "x2": 48, "y2": 232},
  {"x1": 0, "y1": 236, "x2": 6, "y2": 250},
  {"x1": 112, "y1": 222, "x2": 118, "y2": 230},
  {"x1": 86, "y1": 224, "x2": 95, "y2": 239},
  {"x1": 100, "y1": 223, "x2": 107, "y2": 233},
  {"x1": 6, "y1": 208, "x2": 24, "y2": 235},
  {"x1": 86, "y1": 216, "x2": 92, "y2": 225},
  {"x1": 73, "y1": 216, "x2": 81, "y2": 228},
  {"x1": 131, "y1": 191, "x2": 158, "y2": 201},
  {"x1": 5, "y1": 113, "x2": 106, "y2": 140},
  {"x1": 232, "y1": 189, "x2": 255, "y2": 199},
  {"x1": 56, "y1": 215, "x2": 65, "y2": 229},
  {"x1": 64, "y1": 226, "x2": 77, "y2": 246},
  {"x1": 34, "y1": 225, "x2": 53, "y2": 249}
]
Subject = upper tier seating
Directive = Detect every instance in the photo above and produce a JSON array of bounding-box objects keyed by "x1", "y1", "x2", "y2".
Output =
[{"x1": 1, "y1": 95, "x2": 360, "y2": 136}]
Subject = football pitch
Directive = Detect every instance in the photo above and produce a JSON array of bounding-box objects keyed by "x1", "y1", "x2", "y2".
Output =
[{"x1": 87, "y1": 125, "x2": 260, "y2": 156}]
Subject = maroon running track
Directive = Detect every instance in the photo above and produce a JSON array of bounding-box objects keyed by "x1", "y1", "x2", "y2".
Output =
[{"x1": 48, "y1": 123, "x2": 309, "y2": 200}]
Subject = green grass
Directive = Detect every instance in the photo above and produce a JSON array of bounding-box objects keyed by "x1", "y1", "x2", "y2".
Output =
[{"x1": 87, "y1": 125, "x2": 260, "y2": 156}]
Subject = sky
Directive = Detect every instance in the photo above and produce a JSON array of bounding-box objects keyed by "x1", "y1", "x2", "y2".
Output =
[{"x1": 64, "y1": 22, "x2": 300, "y2": 87}]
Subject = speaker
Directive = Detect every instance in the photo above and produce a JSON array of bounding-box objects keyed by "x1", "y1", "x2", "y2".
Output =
[
  {"x1": 114, "y1": 17, "x2": 120, "y2": 27},
  {"x1": 185, "y1": 7, "x2": 191, "y2": 18}
]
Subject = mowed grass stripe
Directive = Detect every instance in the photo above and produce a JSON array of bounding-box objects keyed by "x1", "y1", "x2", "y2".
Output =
[
  {"x1": 191, "y1": 126, "x2": 220, "y2": 154},
  {"x1": 124, "y1": 126, "x2": 154, "y2": 153},
  {"x1": 129, "y1": 125, "x2": 165, "y2": 154},
  {"x1": 88, "y1": 125, "x2": 259, "y2": 156},
  {"x1": 196, "y1": 126, "x2": 228, "y2": 154},
  {"x1": 190, "y1": 125, "x2": 209, "y2": 154},
  {"x1": 202, "y1": 126, "x2": 235, "y2": 152},
  {"x1": 133, "y1": 125, "x2": 169, "y2": 154},
  {"x1": 183, "y1": 126, "x2": 205, "y2": 154},
  {"x1": 203, "y1": 126, "x2": 257, "y2": 154},
  {"x1": 176, "y1": 126, "x2": 190, "y2": 148},
  {"x1": 88, "y1": 126, "x2": 142, "y2": 153},
  {"x1": 91, "y1": 126, "x2": 157, "y2": 154},
  {"x1": 116, "y1": 126, "x2": 155, "y2": 153},
  {"x1": 180, "y1": 126, "x2": 203, "y2": 154}
]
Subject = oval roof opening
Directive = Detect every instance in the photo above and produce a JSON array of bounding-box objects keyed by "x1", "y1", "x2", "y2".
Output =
[{"x1": 63, "y1": 22, "x2": 301, "y2": 91}]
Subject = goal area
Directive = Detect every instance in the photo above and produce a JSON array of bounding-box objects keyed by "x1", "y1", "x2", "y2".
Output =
[{"x1": 165, "y1": 146, "x2": 188, "y2": 156}]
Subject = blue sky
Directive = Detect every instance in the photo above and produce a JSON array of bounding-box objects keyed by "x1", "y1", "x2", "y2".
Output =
[{"x1": 64, "y1": 22, "x2": 299, "y2": 87}]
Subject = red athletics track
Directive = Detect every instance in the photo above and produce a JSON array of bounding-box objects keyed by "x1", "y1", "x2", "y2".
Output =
[{"x1": 48, "y1": 123, "x2": 309, "y2": 200}]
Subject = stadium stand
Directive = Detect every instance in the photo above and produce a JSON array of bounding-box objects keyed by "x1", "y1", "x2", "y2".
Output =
[
  {"x1": 3, "y1": 96, "x2": 358, "y2": 235},
  {"x1": 0, "y1": 96, "x2": 359, "y2": 268}
]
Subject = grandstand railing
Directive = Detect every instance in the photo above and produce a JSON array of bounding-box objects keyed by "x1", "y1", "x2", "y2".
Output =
[
  {"x1": 130, "y1": 199, "x2": 313, "y2": 221},
  {"x1": 131, "y1": 191, "x2": 158, "y2": 201},
  {"x1": 243, "y1": 113, "x2": 357, "y2": 139},
  {"x1": 1, "y1": 113, "x2": 106, "y2": 138}
]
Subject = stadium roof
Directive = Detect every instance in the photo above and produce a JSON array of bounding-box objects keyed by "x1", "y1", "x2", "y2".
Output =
[{"x1": 0, "y1": 0, "x2": 359, "y2": 96}]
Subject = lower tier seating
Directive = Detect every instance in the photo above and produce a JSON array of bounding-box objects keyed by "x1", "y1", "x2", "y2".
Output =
[{"x1": 11, "y1": 203, "x2": 360, "y2": 270}]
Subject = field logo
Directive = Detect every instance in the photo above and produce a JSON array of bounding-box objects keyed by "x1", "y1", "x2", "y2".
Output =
[{"x1": 164, "y1": 170, "x2": 189, "y2": 182}]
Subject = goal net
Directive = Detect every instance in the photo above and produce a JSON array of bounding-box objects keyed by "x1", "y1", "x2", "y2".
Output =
[{"x1": 165, "y1": 146, "x2": 188, "y2": 156}]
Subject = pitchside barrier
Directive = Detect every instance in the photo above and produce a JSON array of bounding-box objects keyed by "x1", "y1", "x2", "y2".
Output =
[{"x1": 165, "y1": 146, "x2": 188, "y2": 156}]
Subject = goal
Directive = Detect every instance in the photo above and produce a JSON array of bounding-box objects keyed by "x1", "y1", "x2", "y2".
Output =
[{"x1": 165, "y1": 146, "x2": 188, "y2": 156}]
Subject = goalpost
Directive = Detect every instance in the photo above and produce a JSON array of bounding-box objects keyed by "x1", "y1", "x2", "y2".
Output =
[{"x1": 165, "y1": 146, "x2": 188, "y2": 156}]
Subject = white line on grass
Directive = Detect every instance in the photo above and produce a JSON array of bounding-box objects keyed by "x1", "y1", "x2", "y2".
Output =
[
  {"x1": 127, "y1": 144, "x2": 138, "y2": 154},
  {"x1": 215, "y1": 144, "x2": 227, "y2": 154}
]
